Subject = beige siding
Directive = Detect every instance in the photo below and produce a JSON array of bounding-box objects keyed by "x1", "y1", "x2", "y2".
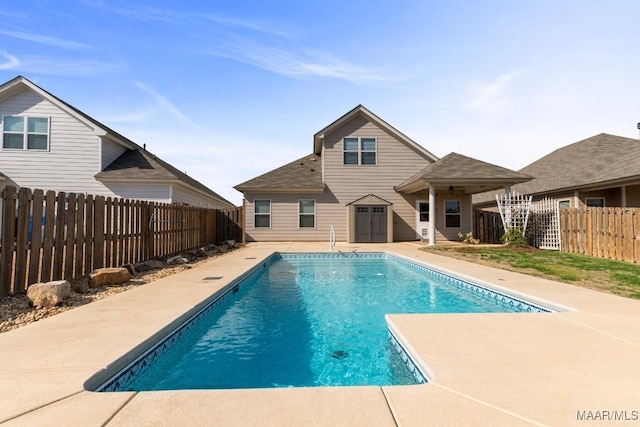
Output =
[
  {"x1": 0, "y1": 88, "x2": 113, "y2": 195},
  {"x1": 321, "y1": 116, "x2": 433, "y2": 241},
  {"x1": 244, "y1": 193, "x2": 339, "y2": 242},
  {"x1": 244, "y1": 115, "x2": 435, "y2": 242},
  {"x1": 625, "y1": 185, "x2": 640, "y2": 206}
]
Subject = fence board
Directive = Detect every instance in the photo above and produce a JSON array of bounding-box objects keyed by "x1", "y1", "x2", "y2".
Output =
[
  {"x1": 75, "y1": 193, "x2": 86, "y2": 278},
  {"x1": 52, "y1": 192, "x2": 66, "y2": 280},
  {"x1": 14, "y1": 188, "x2": 31, "y2": 293},
  {"x1": 94, "y1": 196, "x2": 105, "y2": 269},
  {"x1": 40, "y1": 191, "x2": 56, "y2": 282},
  {"x1": 557, "y1": 207, "x2": 640, "y2": 264},
  {"x1": 64, "y1": 193, "x2": 77, "y2": 280},
  {"x1": 1, "y1": 186, "x2": 17, "y2": 296},
  {"x1": 0, "y1": 185, "x2": 242, "y2": 295},
  {"x1": 28, "y1": 190, "x2": 44, "y2": 285}
]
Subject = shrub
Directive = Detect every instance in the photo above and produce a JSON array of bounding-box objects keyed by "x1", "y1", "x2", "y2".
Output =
[
  {"x1": 458, "y1": 231, "x2": 480, "y2": 245},
  {"x1": 500, "y1": 228, "x2": 528, "y2": 247}
]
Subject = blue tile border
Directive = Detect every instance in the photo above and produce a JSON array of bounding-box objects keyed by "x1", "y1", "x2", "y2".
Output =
[
  {"x1": 95, "y1": 251, "x2": 550, "y2": 392},
  {"x1": 388, "y1": 330, "x2": 427, "y2": 384}
]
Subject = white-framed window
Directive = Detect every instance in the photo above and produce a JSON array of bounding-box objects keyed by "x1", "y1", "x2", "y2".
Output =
[
  {"x1": 254, "y1": 200, "x2": 271, "y2": 228},
  {"x1": 419, "y1": 202, "x2": 429, "y2": 222},
  {"x1": 445, "y1": 200, "x2": 461, "y2": 228},
  {"x1": 299, "y1": 199, "x2": 315, "y2": 228},
  {"x1": 343, "y1": 137, "x2": 377, "y2": 165},
  {"x1": 2, "y1": 116, "x2": 50, "y2": 150},
  {"x1": 558, "y1": 199, "x2": 571, "y2": 209},
  {"x1": 585, "y1": 197, "x2": 605, "y2": 208}
]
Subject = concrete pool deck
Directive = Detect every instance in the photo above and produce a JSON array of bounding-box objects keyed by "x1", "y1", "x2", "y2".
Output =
[{"x1": 1, "y1": 241, "x2": 639, "y2": 426}]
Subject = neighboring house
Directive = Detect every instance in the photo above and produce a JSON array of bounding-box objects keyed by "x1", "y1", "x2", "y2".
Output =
[
  {"x1": 474, "y1": 133, "x2": 640, "y2": 210},
  {"x1": 235, "y1": 105, "x2": 530, "y2": 244},
  {"x1": 0, "y1": 76, "x2": 235, "y2": 209}
]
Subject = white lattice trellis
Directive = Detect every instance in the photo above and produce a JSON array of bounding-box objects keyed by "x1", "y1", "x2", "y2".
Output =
[
  {"x1": 496, "y1": 192, "x2": 532, "y2": 235},
  {"x1": 529, "y1": 197, "x2": 561, "y2": 250}
]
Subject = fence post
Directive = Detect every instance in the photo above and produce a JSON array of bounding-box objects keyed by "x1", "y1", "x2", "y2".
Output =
[
  {"x1": 0, "y1": 186, "x2": 17, "y2": 296},
  {"x1": 14, "y1": 188, "x2": 31, "y2": 293}
]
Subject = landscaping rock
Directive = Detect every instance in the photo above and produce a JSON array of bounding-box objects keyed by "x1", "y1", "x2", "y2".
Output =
[
  {"x1": 167, "y1": 255, "x2": 188, "y2": 265},
  {"x1": 122, "y1": 263, "x2": 137, "y2": 276},
  {"x1": 88, "y1": 267, "x2": 131, "y2": 288},
  {"x1": 134, "y1": 259, "x2": 164, "y2": 272},
  {"x1": 27, "y1": 280, "x2": 71, "y2": 308}
]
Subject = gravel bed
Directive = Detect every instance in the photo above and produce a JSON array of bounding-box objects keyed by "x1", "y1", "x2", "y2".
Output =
[{"x1": 0, "y1": 247, "x2": 243, "y2": 333}]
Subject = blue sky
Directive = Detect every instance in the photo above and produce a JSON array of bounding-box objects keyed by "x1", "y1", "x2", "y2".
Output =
[{"x1": 1, "y1": 1, "x2": 639, "y2": 205}]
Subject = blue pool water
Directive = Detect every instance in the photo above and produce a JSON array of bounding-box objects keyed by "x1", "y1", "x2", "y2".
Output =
[{"x1": 101, "y1": 253, "x2": 549, "y2": 391}]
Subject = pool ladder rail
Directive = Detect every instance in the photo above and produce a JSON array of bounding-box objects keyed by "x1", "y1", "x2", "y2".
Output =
[{"x1": 329, "y1": 225, "x2": 336, "y2": 251}]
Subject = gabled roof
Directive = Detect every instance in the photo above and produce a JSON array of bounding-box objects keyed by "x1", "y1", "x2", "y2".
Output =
[
  {"x1": 0, "y1": 76, "x2": 137, "y2": 150},
  {"x1": 96, "y1": 150, "x2": 235, "y2": 207},
  {"x1": 513, "y1": 133, "x2": 640, "y2": 195},
  {"x1": 234, "y1": 154, "x2": 324, "y2": 193},
  {"x1": 346, "y1": 194, "x2": 393, "y2": 206},
  {"x1": 312, "y1": 105, "x2": 439, "y2": 162},
  {"x1": 0, "y1": 76, "x2": 233, "y2": 208},
  {"x1": 395, "y1": 152, "x2": 532, "y2": 194}
]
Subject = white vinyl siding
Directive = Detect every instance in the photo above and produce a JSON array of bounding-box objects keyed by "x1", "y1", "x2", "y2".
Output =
[
  {"x1": 101, "y1": 139, "x2": 127, "y2": 169},
  {"x1": 171, "y1": 184, "x2": 234, "y2": 209},
  {"x1": 102, "y1": 184, "x2": 172, "y2": 203},
  {"x1": 0, "y1": 88, "x2": 109, "y2": 195}
]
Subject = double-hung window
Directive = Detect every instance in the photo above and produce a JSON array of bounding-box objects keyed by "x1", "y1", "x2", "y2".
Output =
[
  {"x1": 3, "y1": 116, "x2": 49, "y2": 150},
  {"x1": 299, "y1": 200, "x2": 315, "y2": 228},
  {"x1": 343, "y1": 137, "x2": 376, "y2": 165},
  {"x1": 254, "y1": 200, "x2": 271, "y2": 228},
  {"x1": 445, "y1": 200, "x2": 461, "y2": 228}
]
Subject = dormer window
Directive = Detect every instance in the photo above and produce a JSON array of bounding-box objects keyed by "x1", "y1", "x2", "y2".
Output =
[
  {"x1": 343, "y1": 137, "x2": 376, "y2": 165},
  {"x1": 2, "y1": 116, "x2": 49, "y2": 150}
]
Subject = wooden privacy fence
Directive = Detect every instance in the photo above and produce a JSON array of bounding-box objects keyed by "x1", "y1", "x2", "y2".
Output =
[
  {"x1": 0, "y1": 186, "x2": 243, "y2": 297},
  {"x1": 474, "y1": 210, "x2": 503, "y2": 244},
  {"x1": 559, "y1": 207, "x2": 640, "y2": 263}
]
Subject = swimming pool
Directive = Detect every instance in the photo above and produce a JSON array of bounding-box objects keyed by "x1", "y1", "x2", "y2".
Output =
[{"x1": 95, "y1": 252, "x2": 550, "y2": 391}]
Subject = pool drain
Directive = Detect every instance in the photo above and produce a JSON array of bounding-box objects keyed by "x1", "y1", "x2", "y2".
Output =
[{"x1": 331, "y1": 350, "x2": 349, "y2": 359}]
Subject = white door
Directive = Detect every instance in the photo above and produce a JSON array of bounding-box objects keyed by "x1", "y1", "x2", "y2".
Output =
[{"x1": 416, "y1": 200, "x2": 430, "y2": 240}]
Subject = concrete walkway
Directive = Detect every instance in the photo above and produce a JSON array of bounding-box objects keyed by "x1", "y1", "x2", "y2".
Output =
[{"x1": 1, "y1": 242, "x2": 639, "y2": 426}]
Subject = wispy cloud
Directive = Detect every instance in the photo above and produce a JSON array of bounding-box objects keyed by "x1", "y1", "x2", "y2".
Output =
[
  {"x1": 465, "y1": 72, "x2": 520, "y2": 113},
  {"x1": 0, "y1": 29, "x2": 94, "y2": 50},
  {"x1": 13, "y1": 55, "x2": 121, "y2": 76},
  {"x1": 0, "y1": 51, "x2": 19, "y2": 69},
  {"x1": 110, "y1": 5, "x2": 400, "y2": 84},
  {"x1": 132, "y1": 82, "x2": 212, "y2": 134},
  {"x1": 205, "y1": 43, "x2": 399, "y2": 84}
]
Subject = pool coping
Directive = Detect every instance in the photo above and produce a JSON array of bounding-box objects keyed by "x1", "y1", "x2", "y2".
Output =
[{"x1": 2, "y1": 241, "x2": 640, "y2": 426}]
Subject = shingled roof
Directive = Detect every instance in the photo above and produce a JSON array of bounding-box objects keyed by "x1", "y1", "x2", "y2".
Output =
[
  {"x1": 514, "y1": 133, "x2": 640, "y2": 195},
  {"x1": 96, "y1": 149, "x2": 234, "y2": 206},
  {"x1": 395, "y1": 152, "x2": 532, "y2": 193},
  {"x1": 234, "y1": 154, "x2": 324, "y2": 193}
]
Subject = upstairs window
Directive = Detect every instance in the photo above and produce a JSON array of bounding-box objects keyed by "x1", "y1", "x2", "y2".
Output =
[
  {"x1": 343, "y1": 137, "x2": 376, "y2": 165},
  {"x1": 3, "y1": 116, "x2": 50, "y2": 150}
]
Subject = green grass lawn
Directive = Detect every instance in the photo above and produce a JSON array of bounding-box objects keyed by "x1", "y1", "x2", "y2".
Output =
[{"x1": 421, "y1": 246, "x2": 640, "y2": 299}]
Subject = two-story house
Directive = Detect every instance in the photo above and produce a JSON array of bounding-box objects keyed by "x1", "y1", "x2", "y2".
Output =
[
  {"x1": 235, "y1": 105, "x2": 531, "y2": 244},
  {"x1": 0, "y1": 76, "x2": 235, "y2": 209}
]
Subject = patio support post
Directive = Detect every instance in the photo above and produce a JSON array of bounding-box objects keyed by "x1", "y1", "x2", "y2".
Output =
[
  {"x1": 428, "y1": 183, "x2": 436, "y2": 246},
  {"x1": 622, "y1": 185, "x2": 627, "y2": 207}
]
